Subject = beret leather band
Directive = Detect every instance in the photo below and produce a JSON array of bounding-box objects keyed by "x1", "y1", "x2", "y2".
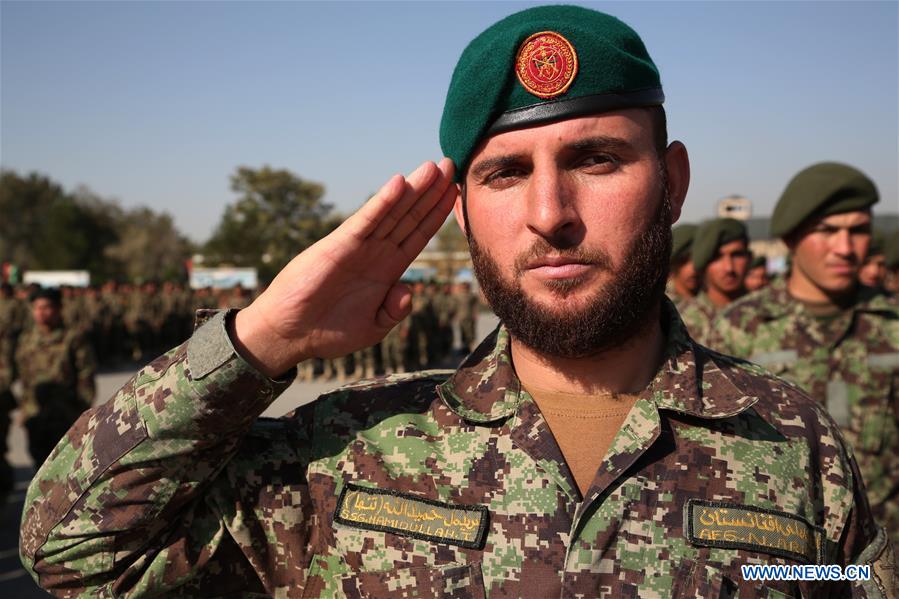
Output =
[{"x1": 485, "y1": 88, "x2": 665, "y2": 136}]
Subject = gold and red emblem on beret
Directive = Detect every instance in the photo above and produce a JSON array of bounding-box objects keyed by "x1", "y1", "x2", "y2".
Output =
[{"x1": 515, "y1": 31, "x2": 578, "y2": 99}]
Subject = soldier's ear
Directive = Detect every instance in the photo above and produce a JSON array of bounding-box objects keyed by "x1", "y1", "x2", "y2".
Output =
[
  {"x1": 664, "y1": 141, "x2": 690, "y2": 224},
  {"x1": 453, "y1": 184, "x2": 468, "y2": 237}
]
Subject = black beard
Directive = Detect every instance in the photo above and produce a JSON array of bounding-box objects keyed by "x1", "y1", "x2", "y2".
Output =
[{"x1": 468, "y1": 188, "x2": 672, "y2": 359}]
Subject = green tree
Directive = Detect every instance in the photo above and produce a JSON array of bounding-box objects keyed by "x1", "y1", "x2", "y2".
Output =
[
  {"x1": 104, "y1": 207, "x2": 193, "y2": 283},
  {"x1": 0, "y1": 170, "x2": 67, "y2": 267},
  {"x1": 0, "y1": 169, "x2": 192, "y2": 283},
  {"x1": 204, "y1": 166, "x2": 334, "y2": 280}
]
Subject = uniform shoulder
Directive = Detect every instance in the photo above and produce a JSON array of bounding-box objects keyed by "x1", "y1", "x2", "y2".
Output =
[
  {"x1": 282, "y1": 369, "x2": 454, "y2": 427},
  {"x1": 703, "y1": 345, "x2": 839, "y2": 434},
  {"x1": 718, "y1": 285, "x2": 776, "y2": 321},
  {"x1": 859, "y1": 287, "x2": 899, "y2": 314},
  {"x1": 63, "y1": 326, "x2": 92, "y2": 346}
]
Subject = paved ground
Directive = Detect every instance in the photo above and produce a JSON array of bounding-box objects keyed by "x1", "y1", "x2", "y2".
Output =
[{"x1": 2, "y1": 312, "x2": 499, "y2": 595}]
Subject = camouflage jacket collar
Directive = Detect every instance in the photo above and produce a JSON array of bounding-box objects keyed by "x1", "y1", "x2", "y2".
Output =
[{"x1": 438, "y1": 300, "x2": 759, "y2": 423}]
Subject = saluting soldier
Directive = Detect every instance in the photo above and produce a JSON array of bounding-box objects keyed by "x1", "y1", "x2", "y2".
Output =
[
  {"x1": 21, "y1": 7, "x2": 894, "y2": 598},
  {"x1": 678, "y1": 217, "x2": 750, "y2": 344},
  {"x1": 711, "y1": 162, "x2": 899, "y2": 550}
]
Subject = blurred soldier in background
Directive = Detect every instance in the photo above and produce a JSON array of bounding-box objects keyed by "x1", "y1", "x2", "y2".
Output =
[
  {"x1": 454, "y1": 281, "x2": 479, "y2": 354},
  {"x1": 666, "y1": 223, "x2": 699, "y2": 308},
  {"x1": 0, "y1": 283, "x2": 23, "y2": 500},
  {"x1": 679, "y1": 217, "x2": 749, "y2": 344},
  {"x1": 14, "y1": 287, "x2": 96, "y2": 466},
  {"x1": 221, "y1": 283, "x2": 251, "y2": 310},
  {"x1": 407, "y1": 280, "x2": 433, "y2": 369},
  {"x1": 432, "y1": 281, "x2": 457, "y2": 363},
  {"x1": 859, "y1": 230, "x2": 888, "y2": 292},
  {"x1": 887, "y1": 230, "x2": 899, "y2": 294},
  {"x1": 711, "y1": 162, "x2": 899, "y2": 548},
  {"x1": 744, "y1": 254, "x2": 770, "y2": 292}
]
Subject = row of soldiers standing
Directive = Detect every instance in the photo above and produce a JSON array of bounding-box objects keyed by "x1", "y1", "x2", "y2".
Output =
[
  {"x1": 666, "y1": 161, "x2": 899, "y2": 548},
  {"x1": 1, "y1": 281, "x2": 255, "y2": 368},
  {"x1": 301, "y1": 281, "x2": 481, "y2": 381},
  {"x1": 0, "y1": 277, "x2": 481, "y2": 494}
]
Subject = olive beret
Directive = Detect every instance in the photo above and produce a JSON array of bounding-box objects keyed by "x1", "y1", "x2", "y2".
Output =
[
  {"x1": 749, "y1": 255, "x2": 767, "y2": 270},
  {"x1": 885, "y1": 230, "x2": 899, "y2": 269},
  {"x1": 29, "y1": 286, "x2": 62, "y2": 305},
  {"x1": 867, "y1": 230, "x2": 885, "y2": 257},
  {"x1": 771, "y1": 162, "x2": 879, "y2": 239},
  {"x1": 692, "y1": 218, "x2": 749, "y2": 271},
  {"x1": 440, "y1": 5, "x2": 663, "y2": 182},
  {"x1": 671, "y1": 223, "x2": 697, "y2": 263}
]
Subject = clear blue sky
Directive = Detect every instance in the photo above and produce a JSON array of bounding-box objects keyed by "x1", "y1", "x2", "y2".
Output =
[{"x1": 2, "y1": 1, "x2": 897, "y2": 243}]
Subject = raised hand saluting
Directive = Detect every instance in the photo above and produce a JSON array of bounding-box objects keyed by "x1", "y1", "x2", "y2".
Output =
[{"x1": 232, "y1": 159, "x2": 457, "y2": 377}]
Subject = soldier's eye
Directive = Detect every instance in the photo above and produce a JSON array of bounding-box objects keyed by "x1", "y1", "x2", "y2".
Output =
[
  {"x1": 578, "y1": 154, "x2": 619, "y2": 171},
  {"x1": 485, "y1": 168, "x2": 524, "y2": 184}
]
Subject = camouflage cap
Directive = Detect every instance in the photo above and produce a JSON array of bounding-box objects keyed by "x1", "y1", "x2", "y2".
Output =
[
  {"x1": 749, "y1": 254, "x2": 767, "y2": 270},
  {"x1": 692, "y1": 218, "x2": 749, "y2": 271},
  {"x1": 771, "y1": 162, "x2": 879, "y2": 239},
  {"x1": 671, "y1": 223, "x2": 698, "y2": 264},
  {"x1": 440, "y1": 5, "x2": 663, "y2": 182}
]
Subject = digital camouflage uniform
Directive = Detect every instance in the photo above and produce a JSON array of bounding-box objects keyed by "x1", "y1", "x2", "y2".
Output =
[
  {"x1": 678, "y1": 291, "x2": 718, "y2": 346},
  {"x1": 710, "y1": 277, "x2": 899, "y2": 551},
  {"x1": 14, "y1": 324, "x2": 96, "y2": 466},
  {"x1": 20, "y1": 306, "x2": 897, "y2": 597}
]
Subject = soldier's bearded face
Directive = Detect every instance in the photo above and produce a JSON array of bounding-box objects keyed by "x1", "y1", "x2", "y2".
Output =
[{"x1": 461, "y1": 112, "x2": 674, "y2": 358}]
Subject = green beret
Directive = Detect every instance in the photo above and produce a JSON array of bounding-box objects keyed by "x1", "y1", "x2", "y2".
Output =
[
  {"x1": 749, "y1": 255, "x2": 767, "y2": 270},
  {"x1": 440, "y1": 5, "x2": 663, "y2": 182},
  {"x1": 670, "y1": 223, "x2": 697, "y2": 263},
  {"x1": 692, "y1": 218, "x2": 749, "y2": 271},
  {"x1": 771, "y1": 162, "x2": 879, "y2": 239}
]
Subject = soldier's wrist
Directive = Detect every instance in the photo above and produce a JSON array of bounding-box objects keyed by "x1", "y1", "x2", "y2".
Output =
[{"x1": 230, "y1": 307, "x2": 303, "y2": 379}]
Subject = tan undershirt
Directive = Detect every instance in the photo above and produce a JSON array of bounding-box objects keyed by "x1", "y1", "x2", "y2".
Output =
[{"x1": 523, "y1": 384, "x2": 639, "y2": 497}]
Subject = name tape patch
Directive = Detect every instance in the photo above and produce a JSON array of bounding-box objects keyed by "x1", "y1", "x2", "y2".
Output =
[
  {"x1": 686, "y1": 499, "x2": 824, "y2": 564},
  {"x1": 334, "y1": 483, "x2": 489, "y2": 549}
]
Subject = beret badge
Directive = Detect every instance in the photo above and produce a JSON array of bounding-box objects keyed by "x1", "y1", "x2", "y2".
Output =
[{"x1": 515, "y1": 31, "x2": 578, "y2": 98}]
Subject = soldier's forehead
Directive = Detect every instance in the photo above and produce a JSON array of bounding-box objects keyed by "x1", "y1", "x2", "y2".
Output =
[{"x1": 812, "y1": 210, "x2": 872, "y2": 228}]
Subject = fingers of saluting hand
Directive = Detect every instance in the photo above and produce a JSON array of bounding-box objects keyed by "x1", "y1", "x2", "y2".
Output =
[
  {"x1": 347, "y1": 159, "x2": 455, "y2": 244},
  {"x1": 399, "y1": 177, "x2": 458, "y2": 258},
  {"x1": 384, "y1": 158, "x2": 455, "y2": 245}
]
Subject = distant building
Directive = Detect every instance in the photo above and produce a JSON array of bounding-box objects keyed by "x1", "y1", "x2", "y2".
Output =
[{"x1": 717, "y1": 195, "x2": 752, "y2": 220}]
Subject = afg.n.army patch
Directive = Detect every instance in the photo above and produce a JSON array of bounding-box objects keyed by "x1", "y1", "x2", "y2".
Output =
[
  {"x1": 685, "y1": 499, "x2": 825, "y2": 564},
  {"x1": 334, "y1": 483, "x2": 489, "y2": 549}
]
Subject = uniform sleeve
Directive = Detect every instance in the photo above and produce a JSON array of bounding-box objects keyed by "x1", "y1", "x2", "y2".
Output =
[
  {"x1": 841, "y1": 447, "x2": 898, "y2": 597},
  {"x1": 19, "y1": 310, "x2": 297, "y2": 596}
]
